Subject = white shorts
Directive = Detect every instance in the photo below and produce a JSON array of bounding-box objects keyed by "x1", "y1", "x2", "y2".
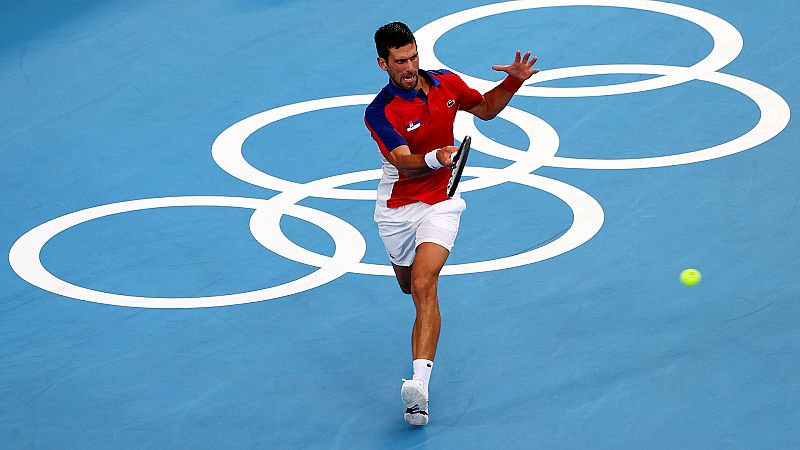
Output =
[{"x1": 374, "y1": 196, "x2": 467, "y2": 267}]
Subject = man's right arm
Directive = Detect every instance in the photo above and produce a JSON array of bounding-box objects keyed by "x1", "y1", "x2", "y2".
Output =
[
  {"x1": 366, "y1": 103, "x2": 457, "y2": 177},
  {"x1": 387, "y1": 145, "x2": 459, "y2": 178}
]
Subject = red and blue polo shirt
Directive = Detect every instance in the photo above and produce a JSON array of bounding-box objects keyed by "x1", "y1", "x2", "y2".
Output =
[{"x1": 365, "y1": 69, "x2": 483, "y2": 208}]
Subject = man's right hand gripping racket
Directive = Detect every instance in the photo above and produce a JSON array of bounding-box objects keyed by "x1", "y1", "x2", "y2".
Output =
[{"x1": 446, "y1": 135, "x2": 471, "y2": 198}]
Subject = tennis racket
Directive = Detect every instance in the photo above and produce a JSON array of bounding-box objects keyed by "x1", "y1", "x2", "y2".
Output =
[{"x1": 446, "y1": 135, "x2": 471, "y2": 198}]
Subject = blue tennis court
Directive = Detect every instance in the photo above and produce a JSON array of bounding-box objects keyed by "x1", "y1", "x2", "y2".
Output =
[{"x1": 2, "y1": 0, "x2": 798, "y2": 447}]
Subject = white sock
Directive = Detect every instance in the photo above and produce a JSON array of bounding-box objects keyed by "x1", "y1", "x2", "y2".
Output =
[{"x1": 412, "y1": 359, "x2": 433, "y2": 397}]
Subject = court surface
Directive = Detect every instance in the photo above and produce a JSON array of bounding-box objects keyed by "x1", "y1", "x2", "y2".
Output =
[{"x1": 2, "y1": 0, "x2": 799, "y2": 448}]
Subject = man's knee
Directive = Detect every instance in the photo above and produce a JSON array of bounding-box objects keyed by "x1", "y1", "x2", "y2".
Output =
[{"x1": 411, "y1": 274, "x2": 438, "y2": 300}]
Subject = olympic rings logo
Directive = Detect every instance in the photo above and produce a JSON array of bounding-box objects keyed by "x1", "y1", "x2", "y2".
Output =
[{"x1": 9, "y1": 0, "x2": 790, "y2": 308}]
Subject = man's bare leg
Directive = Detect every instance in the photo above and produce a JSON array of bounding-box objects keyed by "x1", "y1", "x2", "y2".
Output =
[
  {"x1": 400, "y1": 242, "x2": 449, "y2": 425},
  {"x1": 410, "y1": 242, "x2": 449, "y2": 360},
  {"x1": 392, "y1": 263, "x2": 412, "y2": 295}
]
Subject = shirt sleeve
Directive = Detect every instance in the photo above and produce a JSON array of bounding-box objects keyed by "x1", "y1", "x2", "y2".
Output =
[
  {"x1": 447, "y1": 73, "x2": 483, "y2": 111},
  {"x1": 365, "y1": 104, "x2": 407, "y2": 157}
]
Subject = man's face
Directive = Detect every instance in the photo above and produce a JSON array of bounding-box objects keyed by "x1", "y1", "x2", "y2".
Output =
[{"x1": 378, "y1": 42, "x2": 420, "y2": 91}]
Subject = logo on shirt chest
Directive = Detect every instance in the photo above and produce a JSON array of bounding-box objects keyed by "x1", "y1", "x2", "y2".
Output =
[
  {"x1": 447, "y1": 99, "x2": 455, "y2": 108},
  {"x1": 406, "y1": 120, "x2": 421, "y2": 132}
]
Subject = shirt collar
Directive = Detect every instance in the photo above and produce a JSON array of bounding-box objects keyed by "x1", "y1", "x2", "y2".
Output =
[{"x1": 385, "y1": 69, "x2": 441, "y2": 101}]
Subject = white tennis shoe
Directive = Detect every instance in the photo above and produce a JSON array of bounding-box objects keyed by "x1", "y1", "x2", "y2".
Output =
[{"x1": 401, "y1": 379, "x2": 429, "y2": 426}]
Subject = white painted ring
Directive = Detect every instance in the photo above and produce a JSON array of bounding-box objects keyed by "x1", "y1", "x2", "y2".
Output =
[
  {"x1": 8, "y1": 196, "x2": 366, "y2": 308},
  {"x1": 415, "y1": 0, "x2": 743, "y2": 97}
]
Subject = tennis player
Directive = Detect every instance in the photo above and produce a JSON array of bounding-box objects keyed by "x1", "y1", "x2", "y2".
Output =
[{"x1": 364, "y1": 21, "x2": 538, "y2": 426}]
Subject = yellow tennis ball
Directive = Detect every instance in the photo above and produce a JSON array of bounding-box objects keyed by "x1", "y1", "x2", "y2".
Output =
[{"x1": 680, "y1": 269, "x2": 701, "y2": 286}]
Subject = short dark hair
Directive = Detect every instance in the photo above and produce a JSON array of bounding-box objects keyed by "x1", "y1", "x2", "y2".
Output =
[{"x1": 374, "y1": 22, "x2": 416, "y2": 60}]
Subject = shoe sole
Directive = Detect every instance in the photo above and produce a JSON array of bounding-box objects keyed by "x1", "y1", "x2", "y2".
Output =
[{"x1": 404, "y1": 410, "x2": 428, "y2": 426}]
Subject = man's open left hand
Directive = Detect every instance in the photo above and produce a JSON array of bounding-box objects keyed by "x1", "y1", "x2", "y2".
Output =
[{"x1": 491, "y1": 50, "x2": 539, "y2": 81}]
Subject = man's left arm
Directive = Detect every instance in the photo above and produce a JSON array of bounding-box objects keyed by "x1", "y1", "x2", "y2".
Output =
[{"x1": 467, "y1": 50, "x2": 539, "y2": 121}]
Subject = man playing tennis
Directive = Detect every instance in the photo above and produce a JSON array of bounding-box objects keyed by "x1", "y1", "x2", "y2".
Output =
[{"x1": 364, "y1": 21, "x2": 538, "y2": 426}]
